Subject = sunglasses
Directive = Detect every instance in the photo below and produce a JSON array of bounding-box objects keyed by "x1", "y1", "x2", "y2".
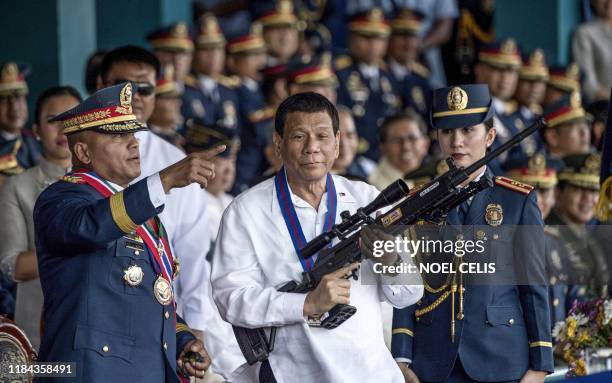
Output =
[{"x1": 112, "y1": 80, "x2": 155, "y2": 97}]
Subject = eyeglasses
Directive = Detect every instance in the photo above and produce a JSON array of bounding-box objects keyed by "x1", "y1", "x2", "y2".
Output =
[{"x1": 111, "y1": 80, "x2": 155, "y2": 97}]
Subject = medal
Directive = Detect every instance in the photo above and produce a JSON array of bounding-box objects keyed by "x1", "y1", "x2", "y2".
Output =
[
  {"x1": 485, "y1": 203, "x2": 503, "y2": 226},
  {"x1": 123, "y1": 265, "x2": 144, "y2": 286},
  {"x1": 154, "y1": 276, "x2": 173, "y2": 305},
  {"x1": 173, "y1": 257, "x2": 180, "y2": 279}
]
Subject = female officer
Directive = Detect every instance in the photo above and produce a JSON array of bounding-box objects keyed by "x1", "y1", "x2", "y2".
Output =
[{"x1": 392, "y1": 84, "x2": 554, "y2": 383}]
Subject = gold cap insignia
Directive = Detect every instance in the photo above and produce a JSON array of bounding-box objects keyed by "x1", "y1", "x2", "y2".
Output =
[
  {"x1": 447, "y1": 86, "x2": 468, "y2": 111},
  {"x1": 164, "y1": 65, "x2": 175, "y2": 80},
  {"x1": 201, "y1": 14, "x2": 219, "y2": 34},
  {"x1": 570, "y1": 91, "x2": 581, "y2": 108},
  {"x1": 531, "y1": 49, "x2": 545, "y2": 65},
  {"x1": 321, "y1": 52, "x2": 332, "y2": 68},
  {"x1": 485, "y1": 203, "x2": 503, "y2": 226},
  {"x1": 584, "y1": 154, "x2": 601, "y2": 173},
  {"x1": 278, "y1": 0, "x2": 294, "y2": 14},
  {"x1": 1, "y1": 62, "x2": 19, "y2": 82},
  {"x1": 250, "y1": 22, "x2": 263, "y2": 36},
  {"x1": 567, "y1": 63, "x2": 579, "y2": 79},
  {"x1": 528, "y1": 154, "x2": 546, "y2": 173},
  {"x1": 501, "y1": 38, "x2": 516, "y2": 55},
  {"x1": 369, "y1": 7, "x2": 383, "y2": 22},
  {"x1": 172, "y1": 22, "x2": 188, "y2": 38},
  {"x1": 116, "y1": 83, "x2": 133, "y2": 115}
]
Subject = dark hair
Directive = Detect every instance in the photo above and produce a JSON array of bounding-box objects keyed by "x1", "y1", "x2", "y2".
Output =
[
  {"x1": 274, "y1": 92, "x2": 339, "y2": 136},
  {"x1": 484, "y1": 117, "x2": 494, "y2": 131},
  {"x1": 35, "y1": 86, "x2": 82, "y2": 125},
  {"x1": 84, "y1": 50, "x2": 108, "y2": 95},
  {"x1": 379, "y1": 110, "x2": 427, "y2": 143},
  {"x1": 100, "y1": 45, "x2": 161, "y2": 81}
]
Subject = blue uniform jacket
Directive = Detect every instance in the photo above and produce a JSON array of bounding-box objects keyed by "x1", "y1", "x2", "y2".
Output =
[
  {"x1": 336, "y1": 59, "x2": 400, "y2": 161},
  {"x1": 34, "y1": 176, "x2": 195, "y2": 383},
  {"x1": 392, "y1": 173, "x2": 554, "y2": 382}
]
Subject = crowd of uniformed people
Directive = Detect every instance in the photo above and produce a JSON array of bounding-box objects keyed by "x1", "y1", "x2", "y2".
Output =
[{"x1": 0, "y1": 1, "x2": 611, "y2": 382}]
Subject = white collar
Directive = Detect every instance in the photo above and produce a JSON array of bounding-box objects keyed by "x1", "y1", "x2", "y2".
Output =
[
  {"x1": 491, "y1": 97, "x2": 505, "y2": 114},
  {"x1": 242, "y1": 77, "x2": 259, "y2": 92},
  {"x1": 389, "y1": 59, "x2": 408, "y2": 80},
  {"x1": 0, "y1": 130, "x2": 19, "y2": 141},
  {"x1": 358, "y1": 63, "x2": 379, "y2": 79},
  {"x1": 198, "y1": 75, "x2": 217, "y2": 92}
]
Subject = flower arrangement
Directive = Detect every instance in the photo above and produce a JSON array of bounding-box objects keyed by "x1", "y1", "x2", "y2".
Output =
[{"x1": 552, "y1": 299, "x2": 612, "y2": 377}]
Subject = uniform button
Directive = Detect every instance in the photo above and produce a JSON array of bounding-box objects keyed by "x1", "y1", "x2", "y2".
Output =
[
  {"x1": 493, "y1": 234, "x2": 499, "y2": 240},
  {"x1": 508, "y1": 318, "x2": 515, "y2": 325},
  {"x1": 416, "y1": 317, "x2": 420, "y2": 322},
  {"x1": 163, "y1": 342, "x2": 168, "y2": 351},
  {"x1": 102, "y1": 345, "x2": 109, "y2": 353},
  {"x1": 165, "y1": 311, "x2": 170, "y2": 319},
  {"x1": 134, "y1": 250, "x2": 140, "y2": 256},
  {"x1": 416, "y1": 301, "x2": 422, "y2": 306},
  {"x1": 553, "y1": 298, "x2": 560, "y2": 307}
]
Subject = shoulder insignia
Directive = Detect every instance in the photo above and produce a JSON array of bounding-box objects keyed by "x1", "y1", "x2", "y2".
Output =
[
  {"x1": 494, "y1": 176, "x2": 534, "y2": 195},
  {"x1": 248, "y1": 107, "x2": 274, "y2": 124},
  {"x1": 409, "y1": 61, "x2": 430, "y2": 78},
  {"x1": 218, "y1": 75, "x2": 241, "y2": 88},
  {"x1": 60, "y1": 175, "x2": 86, "y2": 184},
  {"x1": 504, "y1": 100, "x2": 518, "y2": 115},
  {"x1": 544, "y1": 225, "x2": 560, "y2": 238},
  {"x1": 183, "y1": 74, "x2": 197, "y2": 88},
  {"x1": 529, "y1": 104, "x2": 543, "y2": 115},
  {"x1": 334, "y1": 55, "x2": 352, "y2": 71}
]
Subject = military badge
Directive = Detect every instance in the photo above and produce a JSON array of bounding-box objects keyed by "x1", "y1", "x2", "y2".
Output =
[
  {"x1": 352, "y1": 104, "x2": 365, "y2": 117},
  {"x1": 447, "y1": 87, "x2": 468, "y2": 111},
  {"x1": 485, "y1": 203, "x2": 503, "y2": 226},
  {"x1": 191, "y1": 99, "x2": 205, "y2": 118},
  {"x1": 381, "y1": 77, "x2": 392, "y2": 94},
  {"x1": 173, "y1": 257, "x2": 180, "y2": 279},
  {"x1": 154, "y1": 276, "x2": 173, "y2": 305},
  {"x1": 222, "y1": 101, "x2": 237, "y2": 128},
  {"x1": 124, "y1": 265, "x2": 144, "y2": 287},
  {"x1": 411, "y1": 86, "x2": 425, "y2": 111},
  {"x1": 476, "y1": 230, "x2": 486, "y2": 241}
]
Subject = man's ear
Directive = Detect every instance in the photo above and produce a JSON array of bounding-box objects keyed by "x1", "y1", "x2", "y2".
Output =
[
  {"x1": 73, "y1": 142, "x2": 92, "y2": 165},
  {"x1": 334, "y1": 131, "x2": 340, "y2": 159},
  {"x1": 272, "y1": 131, "x2": 282, "y2": 158},
  {"x1": 32, "y1": 123, "x2": 40, "y2": 139}
]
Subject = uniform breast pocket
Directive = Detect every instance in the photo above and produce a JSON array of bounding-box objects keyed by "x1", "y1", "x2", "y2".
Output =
[
  {"x1": 485, "y1": 305, "x2": 525, "y2": 327},
  {"x1": 486, "y1": 226, "x2": 516, "y2": 267},
  {"x1": 108, "y1": 238, "x2": 153, "y2": 296},
  {"x1": 73, "y1": 324, "x2": 135, "y2": 363}
]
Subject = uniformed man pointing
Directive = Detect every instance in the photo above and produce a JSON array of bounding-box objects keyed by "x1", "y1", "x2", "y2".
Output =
[{"x1": 34, "y1": 83, "x2": 223, "y2": 382}]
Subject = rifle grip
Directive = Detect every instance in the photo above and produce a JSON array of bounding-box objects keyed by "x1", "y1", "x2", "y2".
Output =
[{"x1": 320, "y1": 304, "x2": 357, "y2": 329}]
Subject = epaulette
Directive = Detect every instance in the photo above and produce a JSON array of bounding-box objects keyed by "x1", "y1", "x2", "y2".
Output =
[
  {"x1": 183, "y1": 74, "x2": 197, "y2": 88},
  {"x1": 494, "y1": 176, "x2": 534, "y2": 195},
  {"x1": 60, "y1": 175, "x2": 86, "y2": 184},
  {"x1": 334, "y1": 55, "x2": 352, "y2": 71},
  {"x1": 544, "y1": 225, "x2": 560, "y2": 238},
  {"x1": 248, "y1": 107, "x2": 275, "y2": 124},
  {"x1": 218, "y1": 75, "x2": 241, "y2": 88},
  {"x1": 529, "y1": 104, "x2": 543, "y2": 115},
  {"x1": 409, "y1": 61, "x2": 430, "y2": 78},
  {"x1": 504, "y1": 100, "x2": 518, "y2": 115}
]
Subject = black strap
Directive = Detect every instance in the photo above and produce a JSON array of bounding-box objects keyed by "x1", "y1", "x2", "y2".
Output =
[{"x1": 259, "y1": 360, "x2": 277, "y2": 383}]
